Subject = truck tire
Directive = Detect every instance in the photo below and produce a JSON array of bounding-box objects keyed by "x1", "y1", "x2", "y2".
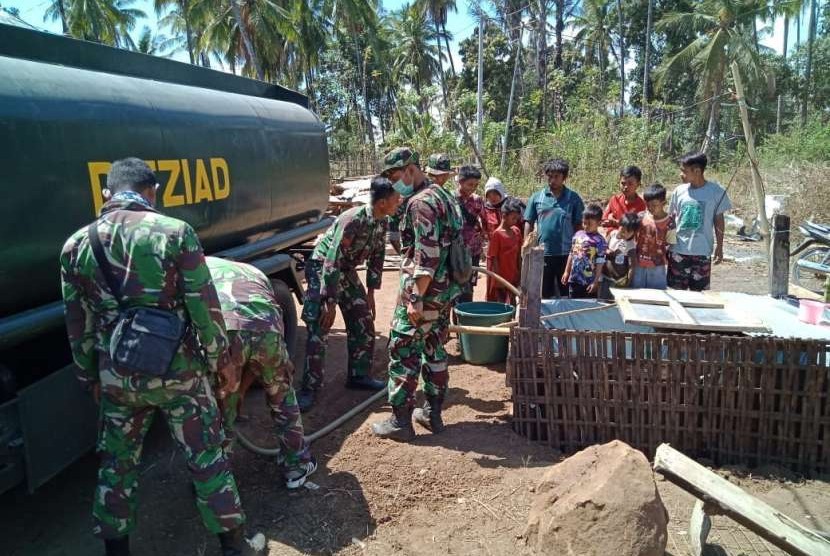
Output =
[{"x1": 270, "y1": 278, "x2": 298, "y2": 359}]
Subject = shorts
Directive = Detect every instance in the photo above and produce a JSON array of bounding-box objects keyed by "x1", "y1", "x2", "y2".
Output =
[
  {"x1": 667, "y1": 252, "x2": 711, "y2": 291},
  {"x1": 632, "y1": 265, "x2": 668, "y2": 290}
]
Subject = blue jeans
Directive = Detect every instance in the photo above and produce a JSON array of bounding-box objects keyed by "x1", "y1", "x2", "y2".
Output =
[{"x1": 632, "y1": 265, "x2": 667, "y2": 289}]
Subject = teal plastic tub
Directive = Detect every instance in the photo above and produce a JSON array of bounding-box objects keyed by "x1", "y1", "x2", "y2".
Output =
[{"x1": 454, "y1": 302, "x2": 515, "y2": 365}]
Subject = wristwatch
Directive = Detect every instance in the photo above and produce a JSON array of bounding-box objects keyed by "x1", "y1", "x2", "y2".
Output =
[{"x1": 408, "y1": 292, "x2": 422, "y2": 304}]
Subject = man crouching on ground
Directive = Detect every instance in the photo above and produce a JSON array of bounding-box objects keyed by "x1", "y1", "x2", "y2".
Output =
[{"x1": 206, "y1": 257, "x2": 316, "y2": 489}]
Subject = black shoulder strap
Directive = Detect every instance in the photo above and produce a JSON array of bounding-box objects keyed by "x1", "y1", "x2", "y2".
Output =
[{"x1": 87, "y1": 221, "x2": 124, "y2": 307}]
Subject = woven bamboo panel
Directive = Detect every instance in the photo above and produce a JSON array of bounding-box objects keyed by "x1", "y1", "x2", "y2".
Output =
[{"x1": 508, "y1": 327, "x2": 830, "y2": 474}]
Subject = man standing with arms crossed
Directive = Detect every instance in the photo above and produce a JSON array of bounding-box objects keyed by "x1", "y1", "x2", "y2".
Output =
[
  {"x1": 60, "y1": 158, "x2": 262, "y2": 556},
  {"x1": 372, "y1": 151, "x2": 463, "y2": 441}
]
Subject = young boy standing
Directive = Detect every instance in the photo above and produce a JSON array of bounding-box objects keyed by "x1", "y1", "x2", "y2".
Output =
[
  {"x1": 562, "y1": 203, "x2": 606, "y2": 298},
  {"x1": 634, "y1": 183, "x2": 674, "y2": 289},
  {"x1": 602, "y1": 165, "x2": 647, "y2": 232},
  {"x1": 668, "y1": 152, "x2": 732, "y2": 291},
  {"x1": 486, "y1": 198, "x2": 524, "y2": 304},
  {"x1": 524, "y1": 159, "x2": 586, "y2": 298}
]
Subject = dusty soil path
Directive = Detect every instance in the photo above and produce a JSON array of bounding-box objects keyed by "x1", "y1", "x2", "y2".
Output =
[{"x1": 4, "y1": 239, "x2": 829, "y2": 556}]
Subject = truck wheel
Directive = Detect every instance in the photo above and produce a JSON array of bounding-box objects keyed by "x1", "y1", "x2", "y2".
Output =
[{"x1": 270, "y1": 278, "x2": 298, "y2": 359}]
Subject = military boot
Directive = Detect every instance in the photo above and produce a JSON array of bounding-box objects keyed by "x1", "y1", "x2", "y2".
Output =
[
  {"x1": 218, "y1": 527, "x2": 266, "y2": 556},
  {"x1": 371, "y1": 405, "x2": 415, "y2": 441},
  {"x1": 413, "y1": 394, "x2": 445, "y2": 433},
  {"x1": 104, "y1": 537, "x2": 130, "y2": 556}
]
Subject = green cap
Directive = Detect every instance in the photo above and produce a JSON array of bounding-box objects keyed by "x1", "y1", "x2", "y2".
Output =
[
  {"x1": 381, "y1": 147, "x2": 419, "y2": 173},
  {"x1": 425, "y1": 153, "x2": 453, "y2": 175}
]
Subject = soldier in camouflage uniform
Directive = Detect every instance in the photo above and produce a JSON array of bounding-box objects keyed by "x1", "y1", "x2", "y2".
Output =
[
  {"x1": 206, "y1": 257, "x2": 316, "y2": 488},
  {"x1": 424, "y1": 153, "x2": 455, "y2": 187},
  {"x1": 60, "y1": 159, "x2": 262, "y2": 556},
  {"x1": 297, "y1": 177, "x2": 401, "y2": 412},
  {"x1": 383, "y1": 148, "x2": 433, "y2": 255},
  {"x1": 371, "y1": 155, "x2": 463, "y2": 441}
]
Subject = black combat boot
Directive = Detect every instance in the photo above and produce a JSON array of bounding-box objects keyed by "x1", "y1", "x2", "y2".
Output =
[
  {"x1": 218, "y1": 527, "x2": 265, "y2": 556},
  {"x1": 104, "y1": 536, "x2": 130, "y2": 556},
  {"x1": 297, "y1": 387, "x2": 316, "y2": 413},
  {"x1": 371, "y1": 405, "x2": 415, "y2": 441},
  {"x1": 345, "y1": 375, "x2": 386, "y2": 391},
  {"x1": 412, "y1": 394, "x2": 445, "y2": 433}
]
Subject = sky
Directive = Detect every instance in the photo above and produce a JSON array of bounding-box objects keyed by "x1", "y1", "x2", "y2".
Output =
[{"x1": 2, "y1": 0, "x2": 796, "y2": 69}]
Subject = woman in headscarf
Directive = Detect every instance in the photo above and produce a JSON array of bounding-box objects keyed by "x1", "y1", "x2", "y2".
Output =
[{"x1": 482, "y1": 176, "x2": 508, "y2": 242}]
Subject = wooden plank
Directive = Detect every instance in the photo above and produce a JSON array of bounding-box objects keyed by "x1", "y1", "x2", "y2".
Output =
[
  {"x1": 610, "y1": 288, "x2": 724, "y2": 308},
  {"x1": 769, "y1": 214, "x2": 790, "y2": 298},
  {"x1": 520, "y1": 247, "x2": 544, "y2": 328},
  {"x1": 689, "y1": 499, "x2": 712, "y2": 556},
  {"x1": 667, "y1": 297, "x2": 697, "y2": 325},
  {"x1": 653, "y1": 443, "x2": 830, "y2": 556}
]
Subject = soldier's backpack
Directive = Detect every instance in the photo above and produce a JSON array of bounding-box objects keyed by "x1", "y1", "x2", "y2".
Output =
[
  {"x1": 88, "y1": 221, "x2": 187, "y2": 377},
  {"x1": 432, "y1": 185, "x2": 474, "y2": 285}
]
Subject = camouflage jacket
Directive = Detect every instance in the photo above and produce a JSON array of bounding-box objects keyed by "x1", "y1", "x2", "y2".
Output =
[
  {"x1": 398, "y1": 183, "x2": 463, "y2": 321},
  {"x1": 206, "y1": 257, "x2": 283, "y2": 333},
  {"x1": 60, "y1": 197, "x2": 228, "y2": 388},
  {"x1": 387, "y1": 178, "x2": 431, "y2": 235},
  {"x1": 311, "y1": 204, "x2": 387, "y2": 299}
]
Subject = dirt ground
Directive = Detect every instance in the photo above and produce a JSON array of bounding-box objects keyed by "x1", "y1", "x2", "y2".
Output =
[{"x1": 4, "y1": 236, "x2": 829, "y2": 556}]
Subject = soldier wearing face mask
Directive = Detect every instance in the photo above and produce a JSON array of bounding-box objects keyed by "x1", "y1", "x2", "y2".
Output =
[{"x1": 381, "y1": 147, "x2": 431, "y2": 255}]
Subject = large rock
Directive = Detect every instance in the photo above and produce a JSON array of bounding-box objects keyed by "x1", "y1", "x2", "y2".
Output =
[{"x1": 524, "y1": 440, "x2": 668, "y2": 556}]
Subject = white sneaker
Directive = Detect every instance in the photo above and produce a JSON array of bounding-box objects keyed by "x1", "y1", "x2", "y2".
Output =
[{"x1": 284, "y1": 458, "x2": 317, "y2": 489}]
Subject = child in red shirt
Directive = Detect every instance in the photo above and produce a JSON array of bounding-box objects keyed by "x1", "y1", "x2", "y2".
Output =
[
  {"x1": 486, "y1": 198, "x2": 524, "y2": 304},
  {"x1": 602, "y1": 165, "x2": 647, "y2": 233}
]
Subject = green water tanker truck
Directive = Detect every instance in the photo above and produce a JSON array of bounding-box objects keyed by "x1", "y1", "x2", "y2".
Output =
[{"x1": 0, "y1": 23, "x2": 332, "y2": 494}]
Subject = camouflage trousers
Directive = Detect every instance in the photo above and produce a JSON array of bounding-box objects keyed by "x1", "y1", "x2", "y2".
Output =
[
  {"x1": 94, "y1": 374, "x2": 244, "y2": 539},
  {"x1": 387, "y1": 304, "x2": 451, "y2": 408},
  {"x1": 301, "y1": 259, "x2": 375, "y2": 390},
  {"x1": 217, "y1": 330, "x2": 310, "y2": 467}
]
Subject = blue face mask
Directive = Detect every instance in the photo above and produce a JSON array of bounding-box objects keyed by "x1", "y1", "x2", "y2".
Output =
[{"x1": 393, "y1": 179, "x2": 414, "y2": 197}]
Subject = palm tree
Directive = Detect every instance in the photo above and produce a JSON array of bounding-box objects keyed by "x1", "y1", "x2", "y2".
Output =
[
  {"x1": 417, "y1": 0, "x2": 456, "y2": 106},
  {"x1": 392, "y1": 3, "x2": 441, "y2": 103},
  {"x1": 326, "y1": 0, "x2": 380, "y2": 143},
  {"x1": 45, "y1": 0, "x2": 145, "y2": 48},
  {"x1": 154, "y1": 0, "x2": 195, "y2": 63},
  {"x1": 44, "y1": 0, "x2": 69, "y2": 33},
  {"x1": 655, "y1": 0, "x2": 768, "y2": 155},
  {"x1": 137, "y1": 25, "x2": 166, "y2": 55},
  {"x1": 573, "y1": 0, "x2": 616, "y2": 93}
]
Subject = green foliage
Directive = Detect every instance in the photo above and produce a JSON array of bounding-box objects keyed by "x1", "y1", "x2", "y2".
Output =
[{"x1": 759, "y1": 118, "x2": 830, "y2": 162}]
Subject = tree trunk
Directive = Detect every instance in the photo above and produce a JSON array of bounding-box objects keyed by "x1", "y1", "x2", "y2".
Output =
[
  {"x1": 800, "y1": 0, "x2": 817, "y2": 126},
  {"x1": 353, "y1": 38, "x2": 374, "y2": 147},
  {"x1": 434, "y1": 17, "x2": 449, "y2": 107},
  {"x1": 782, "y1": 15, "x2": 789, "y2": 61},
  {"x1": 181, "y1": 0, "x2": 194, "y2": 64},
  {"x1": 535, "y1": 0, "x2": 548, "y2": 129},
  {"x1": 643, "y1": 0, "x2": 653, "y2": 118},
  {"x1": 57, "y1": 0, "x2": 68, "y2": 34},
  {"x1": 701, "y1": 73, "x2": 723, "y2": 157},
  {"x1": 615, "y1": 0, "x2": 625, "y2": 117},
  {"x1": 443, "y1": 21, "x2": 457, "y2": 77},
  {"x1": 502, "y1": 25, "x2": 523, "y2": 172},
  {"x1": 752, "y1": 19, "x2": 759, "y2": 53},
  {"x1": 554, "y1": 0, "x2": 564, "y2": 70},
  {"x1": 231, "y1": 0, "x2": 263, "y2": 81}
]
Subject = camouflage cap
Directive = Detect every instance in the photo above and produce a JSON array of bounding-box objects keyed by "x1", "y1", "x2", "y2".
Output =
[
  {"x1": 425, "y1": 153, "x2": 454, "y2": 175},
  {"x1": 381, "y1": 147, "x2": 420, "y2": 174}
]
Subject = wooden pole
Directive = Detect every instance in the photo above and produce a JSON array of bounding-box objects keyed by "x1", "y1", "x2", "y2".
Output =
[
  {"x1": 730, "y1": 61, "x2": 771, "y2": 250},
  {"x1": 768, "y1": 214, "x2": 790, "y2": 298},
  {"x1": 519, "y1": 246, "x2": 544, "y2": 327}
]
